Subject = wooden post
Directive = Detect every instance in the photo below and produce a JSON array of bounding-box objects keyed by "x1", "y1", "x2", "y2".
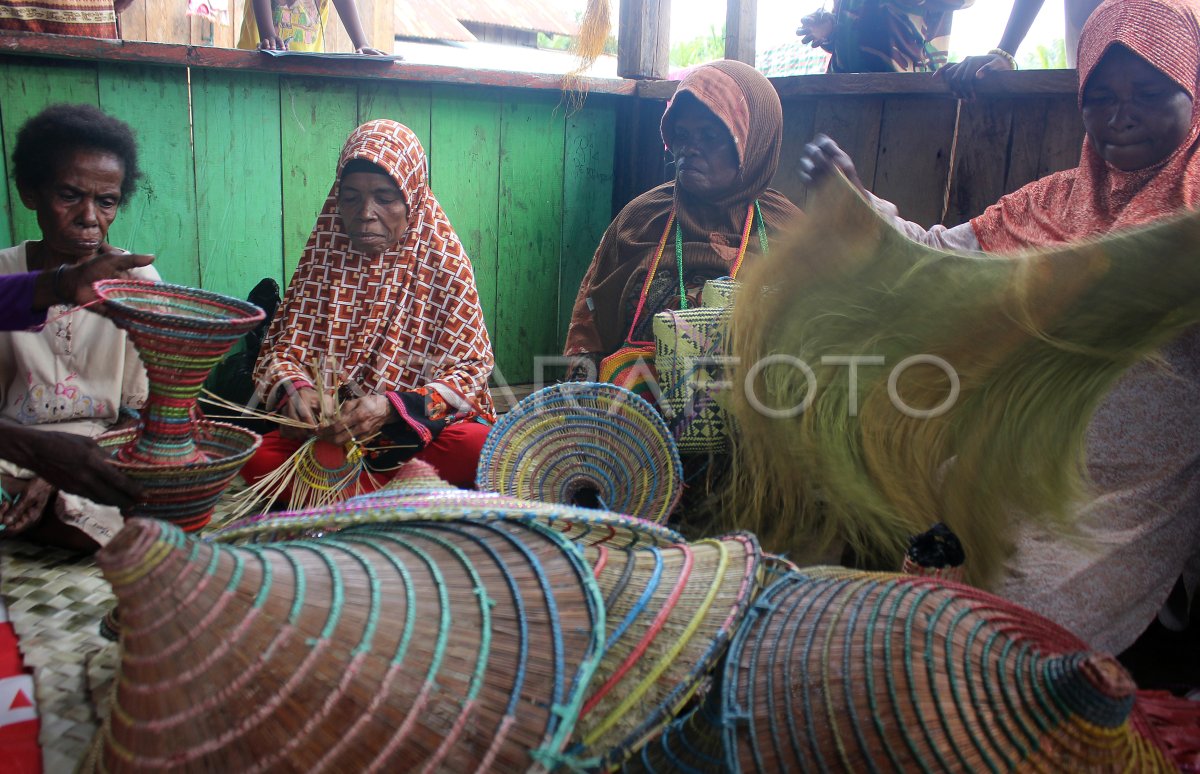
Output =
[
  {"x1": 618, "y1": 0, "x2": 670, "y2": 80},
  {"x1": 724, "y1": 0, "x2": 755, "y2": 65}
]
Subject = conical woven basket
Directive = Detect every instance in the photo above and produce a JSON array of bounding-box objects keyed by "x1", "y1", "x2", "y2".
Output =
[
  {"x1": 719, "y1": 568, "x2": 1173, "y2": 773},
  {"x1": 564, "y1": 533, "x2": 761, "y2": 769},
  {"x1": 82, "y1": 517, "x2": 603, "y2": 772},
  {"x1": 624, "y1": 693, "x2": 726, "y2": 773},
  {"x1": 476, "y1": 383, "x2": 684, "y2": 523},
  {"x1": 211, "y1": 459, "x2": 684, "y2": 549}
]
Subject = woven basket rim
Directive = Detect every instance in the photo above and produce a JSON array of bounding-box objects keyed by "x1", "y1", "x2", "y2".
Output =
[
  {"x1": 93, "y1": 279, "x2": 265, "y2": 331},
  {"x1": 95, "y1": 420, "x2": 261, "y2": 472}
]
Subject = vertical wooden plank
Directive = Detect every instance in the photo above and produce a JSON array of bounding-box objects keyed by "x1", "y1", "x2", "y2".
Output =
[
  {"x1": 280, "y1": 77, "x2": 358, "y2": 278},
  {"x1": 618, "y1": 0, "x2": 671, "y2": 79},
  {"x1": 323, "y1": 6, "x2": 353, "y2": 52},
  {"x1": 724, "y1": 0, "x2": 755, "y2": 64},
  {"x1": 98, "y1": 63, "x2": 201, "y2": 286},
  {"x1": 191, "y1": 69, "x2": 284, "y2": 298},
  {"x1": 358, "y1": 81, "x2": 432, "y2": 157},
  {"x1": 943, "y1": 97, "x2": 1014, "y2": 225},
  {"x1": 1003, "y1": 97, "x2": 1050, "y2": 195},
  {"x1": 0, "y1": 61, "x2": 99, "y2": 243},
  {"x1": 146, "y1": 0, "x2": 191, "y2": 45},
  {"x1": 1036, "y1": 97, "x2": 1084, "y2": 179},
  {"x1": 0, "y1": 99, "x2": 13, "y2": 247},
  {"x1": 118, "y1": 0, "x2": 149, "y2": 40},
  {"x1": 872, "y1": 96, "x2": 957, "y2": 228},
  {"x1": 559, "y1": 97, "x2": 616, "y2": 350},
  {"x1": 769, "y1": 97, "x2": 816, "y2": 208},
  {"x1": 810, "y1": 95, "x2": 884, "y2": 190},
  {"x1": 495, "y1": 92, "x2": 565, "y2": 383},
  {"x1": 429, "y1": 86, "x2": 501, "y2": 341}
]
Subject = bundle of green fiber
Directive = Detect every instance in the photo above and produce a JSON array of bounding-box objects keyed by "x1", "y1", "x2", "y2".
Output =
[{"x1": 724, "y1": 171, "x2": 1200, "y2": 586}]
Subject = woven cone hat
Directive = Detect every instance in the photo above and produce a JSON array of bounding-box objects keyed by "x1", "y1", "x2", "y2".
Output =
[
  {"x1": 83, "y1": 517, "x2": 603, "y2": 772},
  {"x1": 211, "y1": 459, "x2": 684, "y2": 549},
  {"x1": 562, "y1": 533, "x2": 762, "y2": 769},
  {"x1": 476, "y1": 383, "x2": 684, "y2": 524},
  {"x1": 719, "y1": 568, "x2": 1173, "y2": 773}
]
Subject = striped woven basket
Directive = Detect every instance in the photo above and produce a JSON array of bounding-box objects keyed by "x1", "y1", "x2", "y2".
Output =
[
  {"x1": 476, "y1": 383, "x2": 683, "y2": 524},
  {"x1": 96, "y1": 421, "x2": 259, "y2": 532},
  {"x1": 653, "y1": 308, "x2": 735, "y2": 454},
  {"x1": 564, "y1": 533, "x2": 761, "y2": 770},
  {"x1": 82, "y1": 517, "x2": 603, "y2": 772},
  {"x1": 700, "y1": 278, "x2": 740, "y2": 309},
  {"x1": 92, "y1": 280, "x2": 264, "y2": 466},
  {"x1": 717, "y1": 568, "x2": 1174, "y2": 772},
  {"x1": 210, "y1": 459, "x2": 685, "y2": 548}
]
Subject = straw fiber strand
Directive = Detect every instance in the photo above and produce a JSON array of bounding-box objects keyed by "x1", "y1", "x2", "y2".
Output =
[
  {"x1": 567, "y1": 533, "x2": 761, "y2": 769},
  {"x1": 476, "y1": 383, "x2": 683, "y2": 523},
  {"x1": 719, "y1": 569, "x2": 1173, "y2": 772},
  {"x1": 212, "y1": 459, "x2": 684, "y2": 549},
  {"x1": 84, "y1": 517, "x2": 603, "y2": 772}
]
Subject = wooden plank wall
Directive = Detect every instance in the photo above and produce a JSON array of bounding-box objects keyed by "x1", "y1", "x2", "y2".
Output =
[
  {"x1": 0, "y1": 54, "x2": 617, "y2": 383},
  {"x1": 621, "y1": 78, "x2": 1084, "y2": 229}
]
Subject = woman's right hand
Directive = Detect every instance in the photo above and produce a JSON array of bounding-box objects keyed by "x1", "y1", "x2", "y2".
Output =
[
  {"x1": 279, "y1": 386, "x2": 319, "y2": 438},
  {"x1": 798, "y1": 134, "x2": 866, "y2": 194}
]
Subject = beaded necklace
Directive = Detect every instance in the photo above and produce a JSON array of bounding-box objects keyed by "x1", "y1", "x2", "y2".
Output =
[{"x1": 625, "y1": 200, "x2": 767, "y2": 345}]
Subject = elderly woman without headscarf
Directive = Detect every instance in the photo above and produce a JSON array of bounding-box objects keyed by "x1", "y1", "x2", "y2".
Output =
[
  {"x1": 0, "y1": 104, "x2": 161, "y2": 551},
  {"x1": 245, "y1": 120, "x2": 494, "y2": 492},
  {"x1": 800, "y1": 0, "x2": 1200, "y2": 656},
  {"x1": 564, "y1": 60, "x2": 802, "y2": 382}
]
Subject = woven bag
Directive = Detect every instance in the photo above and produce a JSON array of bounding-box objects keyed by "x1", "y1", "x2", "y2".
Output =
[{"x1": 653, "y1": 307, "x2": 734, "y2": 453}]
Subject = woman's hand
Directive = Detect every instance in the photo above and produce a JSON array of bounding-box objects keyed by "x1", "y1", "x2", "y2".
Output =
[
  {"x1": 5, "y1": 430, "x2": 142, "y2": 509},
  {"x1": 798, "y1": 134, "x2": 866, "y2": 194},
  {"x1": 937, "y1": 54, "x2": 1014, "y2": 100},
  {"x1": 317, "y1": 395, "x2": 393, "y2": 446},
  {"x1": 279, "y1": 386, "x2": 319, "y2": 439},
  {"x1": 797, "y1": 9, "x2": 835, "y2": 47}
]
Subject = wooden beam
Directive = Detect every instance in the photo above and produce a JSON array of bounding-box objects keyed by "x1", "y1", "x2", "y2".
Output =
[
  {"x1": 724, "y1": 0, "x2": 755, "y2": 65},
  {"x1": 637, "y1": 68, "x2": 1079, "y2": 99},
  {"x1": 0, "y1": 31, "x2": 638, "y2": 94},
  {"x1": 618, "y1": 0, "x2": 670, "y2": 80}
]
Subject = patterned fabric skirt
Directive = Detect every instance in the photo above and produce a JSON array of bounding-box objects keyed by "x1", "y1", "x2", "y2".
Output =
[{"x1": 0, "y1": 0, "x2": 116, "y2": 38}]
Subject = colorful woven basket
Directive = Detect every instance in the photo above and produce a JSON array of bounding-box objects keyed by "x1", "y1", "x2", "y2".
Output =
[
  {"x1": 82, "y1": 516, "x2": 603, "y2": 772},
  {"x1": 654, "y1": 307, "x2": 735, "y2": 454},
  {"x1": 718, "y1": 568, "x2": 1173, "y2": 772},
  {"x1": 95, "y1": 421, "x2": 259, "y2": 532},
  {"x1": 210, "y1": 459, "x2": 685, "y2": 548},
  {"x1": 700, "y1": 278, "x2": 740, "y2": 309},
  {"x1": 476, "y1": 383, "x2": 684, "y2": 524},
  {"x1": 565, "y1": 533, "x2": 761, "y2": 769},
  {"x1": 92, "y1": 279, "x2": 264, "y2": 466}
]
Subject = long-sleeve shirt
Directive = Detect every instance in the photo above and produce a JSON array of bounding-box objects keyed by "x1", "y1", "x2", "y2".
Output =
[{"x1": 0, "y1": 272, "x2": 48, "y2": 331}]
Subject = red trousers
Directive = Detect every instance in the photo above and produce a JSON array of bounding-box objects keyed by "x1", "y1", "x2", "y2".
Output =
[{"x1": 240, "y1": 421, "x2": 491, "y2": 494}]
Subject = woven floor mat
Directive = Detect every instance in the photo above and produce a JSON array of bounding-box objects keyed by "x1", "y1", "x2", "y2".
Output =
[{"x1": 0, "y1": 539, "x2": 116, "y2": 773}]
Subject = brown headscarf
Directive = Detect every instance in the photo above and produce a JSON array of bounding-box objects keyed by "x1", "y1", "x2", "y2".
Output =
[
  {"x1": 564, "y1": 60, "x2": 802, "y2": 356},
  {"x1": 971, "y1": 0, "x2": 1200, "y2": 253}
]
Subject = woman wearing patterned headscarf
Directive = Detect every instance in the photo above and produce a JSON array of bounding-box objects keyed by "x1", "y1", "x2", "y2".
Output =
[
  {"x1": 564, "y1": 60, "x2": 802, "y2": 381},
  {"x1": 245, "y1": 119, "x2": 494, "y2": 490},
  {"x1": 796, "y1": 0, "x2": 1200, "y2": 655}
]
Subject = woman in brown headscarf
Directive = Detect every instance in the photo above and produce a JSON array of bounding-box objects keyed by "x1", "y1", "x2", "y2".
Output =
[{"x1": 563, "y1": 60, "x2": 802, "y2": 379}]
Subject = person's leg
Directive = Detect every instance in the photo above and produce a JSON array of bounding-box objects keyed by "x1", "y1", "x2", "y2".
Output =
[
  {"x1": 238, "y1": 431, "x2": 304, "y2": 485},
  {"x1": 412, "y1": 422, "x2": 491, "y2": 488}
]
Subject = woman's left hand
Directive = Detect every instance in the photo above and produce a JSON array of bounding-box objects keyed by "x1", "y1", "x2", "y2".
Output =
[{"x1": 317, "y1": 395, "x2": 393, "y2": 445}]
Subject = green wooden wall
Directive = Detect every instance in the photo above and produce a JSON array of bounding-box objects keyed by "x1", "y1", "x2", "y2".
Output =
[{"x1": 0, "y1": 56, "x2": 616, "y2": 383}]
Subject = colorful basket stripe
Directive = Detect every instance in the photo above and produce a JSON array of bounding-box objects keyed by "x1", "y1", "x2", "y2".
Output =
[
  {"x1": 476, "y1": 383, "x2": 683, "y2": 524},
  {"x1": 565, "y1": 533, "x2": 761, "y2": 769},
  {"x1": 82, "y1": 516, "x2": 603, "y2": 772},
  {"x1": 210, "y1": 459, "x2": 684, "y2": 548},
  {"x1": 96, "y1": 421, "x2": 259, "y2": 532}
]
